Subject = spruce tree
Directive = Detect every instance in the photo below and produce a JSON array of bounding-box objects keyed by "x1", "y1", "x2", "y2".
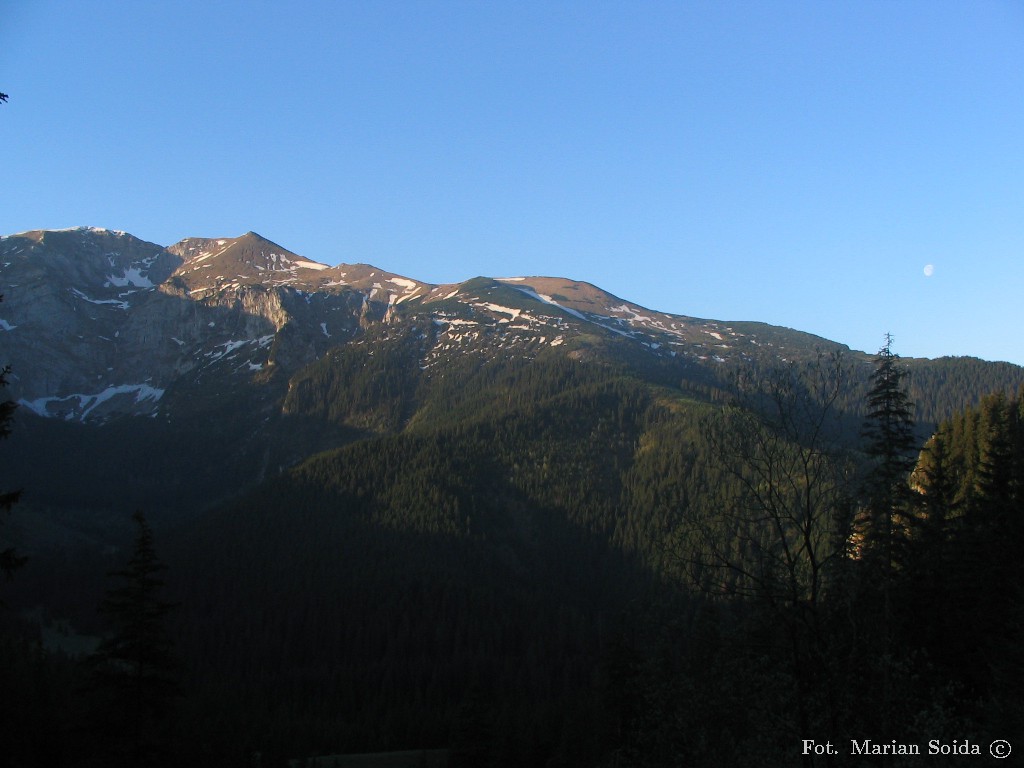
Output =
[
  {"x1": 915, "y1": 429, "x2": 957, "y2": 538},
  {"x1": 851, "y1": 335, "x2": 919, "y2": 736},
  {"x1": 902, "y1": 427, "x2": 961, "y2": 663},
  {"x1": 965, "y1": 392, "x2": 1024, "y2": 697},
  {"x1": 86, "y1": 511, "x2": 178, "y2": 767},
  {"x1": 859, "y1": 334, "x2": 918, "y2": 571},
  {"x1": 974, "y1": 392, "x2": 1017, "y2": 523}
]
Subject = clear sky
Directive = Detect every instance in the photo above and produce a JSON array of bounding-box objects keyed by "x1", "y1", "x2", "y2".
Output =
[{"x1": 2, "y1": 1, "x2": 1023, "y2": 364}]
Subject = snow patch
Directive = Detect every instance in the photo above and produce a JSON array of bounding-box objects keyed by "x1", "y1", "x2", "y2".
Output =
[
  {"x1": 71, "y1": 288, "x2": 129, "y2": 310},
  {"x1": 106, "y1": 267, "x2": 154, "y2": 289},
  {"x1": 509, "y1": 286, "x2": 589, "y2": 322},
  {"x1": 395, "y1": 288, "x2": 423, "y2": 304},
  {"x1": 206, "y1": 339, "x2": 250, "y2": 362},
  {"x1": 293, "y1": 260, "x2": 329, "y2": 271},
  {"x1": 476, "y1": 303, "x2": 522, "y2": 321},
  {"x1": 19, "y1": 383, "x2": 165, "y2": 421}
]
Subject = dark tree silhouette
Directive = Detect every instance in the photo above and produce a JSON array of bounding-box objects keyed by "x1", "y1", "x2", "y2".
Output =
[
  {"x1": 86, "y1": 511, "x2": 179, "y2": 767},
  {"x1": 848, "y1": 335, "x2": 920, "y2": 737},
  {"x1": 857, "y1": 334, "x2": 918, "y2": 570},
  {"x1": 0, "y1": 295, "x2": 24, "y2": 585}
]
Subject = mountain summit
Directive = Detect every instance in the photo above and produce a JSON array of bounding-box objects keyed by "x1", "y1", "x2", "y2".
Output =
[{"x1": 167, "y1": 231, "x2": 332, "y2": 293}]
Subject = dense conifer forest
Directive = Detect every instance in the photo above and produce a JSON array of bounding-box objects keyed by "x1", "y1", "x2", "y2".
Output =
[{"x1": 1, "y1": 338, "x2": 1023, "y2": 766}]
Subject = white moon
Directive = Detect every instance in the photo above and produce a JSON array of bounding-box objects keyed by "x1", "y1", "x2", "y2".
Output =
[{"x1": 923, "y1": 264, "x2": 934, "y2": 277}]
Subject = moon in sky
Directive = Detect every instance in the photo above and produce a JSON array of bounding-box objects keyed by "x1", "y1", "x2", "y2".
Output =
[{"x1": 923, "y1": 264, "x2": 935, "y2": 277}]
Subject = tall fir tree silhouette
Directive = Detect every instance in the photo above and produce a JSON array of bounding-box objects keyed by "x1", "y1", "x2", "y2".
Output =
[
  {"x1": 859, "y1": 334, "x2": 918, "y2": 572},
  {"x1": 852, "y1": 335, "x2": 919, "y2": 737},
  {"x1": 86, "y1": 511, "x2": 178, "y2": 767}
]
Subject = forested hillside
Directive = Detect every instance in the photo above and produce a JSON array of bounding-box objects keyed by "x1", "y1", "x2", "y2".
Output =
[{"x1": 5, "y1": 340, "x2": 1021, "y2": 766}]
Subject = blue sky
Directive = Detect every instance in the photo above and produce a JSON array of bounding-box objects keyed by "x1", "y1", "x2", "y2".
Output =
[{"x1": 2, "y1": 1, "x2": 1023, "y2": 364}]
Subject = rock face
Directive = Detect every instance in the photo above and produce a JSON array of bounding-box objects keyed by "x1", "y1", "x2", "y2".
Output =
[
  {"x1": 1, "y1": 226, "x2": 842, "y2": 423},
  {"x1": 0, "y1": 228, "x2": 368, "y2": 420}
]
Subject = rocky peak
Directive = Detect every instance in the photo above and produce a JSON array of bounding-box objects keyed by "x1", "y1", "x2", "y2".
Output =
[
  {"x1": 1, "y1": 227, "x2": 180, "y2": 292},
  {"x1": 167, "y1": 232, "x2": 333, "y2": 293}
]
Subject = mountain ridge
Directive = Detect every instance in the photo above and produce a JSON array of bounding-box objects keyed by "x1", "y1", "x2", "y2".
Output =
[
  {"x1": 2, "y1": 225, "x2": 1022, "y2": 519},
  {"x1": 0, "y1": 227, "x2": 853, "y2": 420}
]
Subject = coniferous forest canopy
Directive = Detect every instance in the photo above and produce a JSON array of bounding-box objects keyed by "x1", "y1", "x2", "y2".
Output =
[{"x1": 2, "y1": 318, "x2": 1024, "y2": 766}]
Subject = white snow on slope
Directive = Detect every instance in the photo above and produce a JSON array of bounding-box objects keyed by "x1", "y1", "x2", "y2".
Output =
[
  {"x1": 205, "y1": 339, "x2": 253, "y2": 362},
  {"x1": 608, "y1": 303, "x2": 658, "y2": 325},
  {"x1": 106, "y1": 267, "x2": 154, "y2": 289},
  {"x1": 395, "y1": 288, "x2": 424, "y2": 304},
  {"x1": 20, "y1": 384, "x2": 165, "y2": 420},
  {"x1": 71, "y1": 288, "x2": 130, "y2": 310},
  {"x1": 476, "y1": 303, "x2": 522, "y2": 321},
  {"x1": 507, "y1": 285, "x2": 588, "y2": 321}
]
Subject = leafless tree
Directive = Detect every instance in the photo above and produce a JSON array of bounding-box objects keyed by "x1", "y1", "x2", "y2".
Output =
[
  {"x1": 684, "y1": 352, "x2": 856, "y2": 614},
  {"x1": 675, "y1": 352, "x2": 857, "y2": 760}
]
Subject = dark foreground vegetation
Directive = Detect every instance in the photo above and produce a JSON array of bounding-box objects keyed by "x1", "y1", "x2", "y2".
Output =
[{"x1": 1, "y1": 338, "x2": 1023, "y2": 767}]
